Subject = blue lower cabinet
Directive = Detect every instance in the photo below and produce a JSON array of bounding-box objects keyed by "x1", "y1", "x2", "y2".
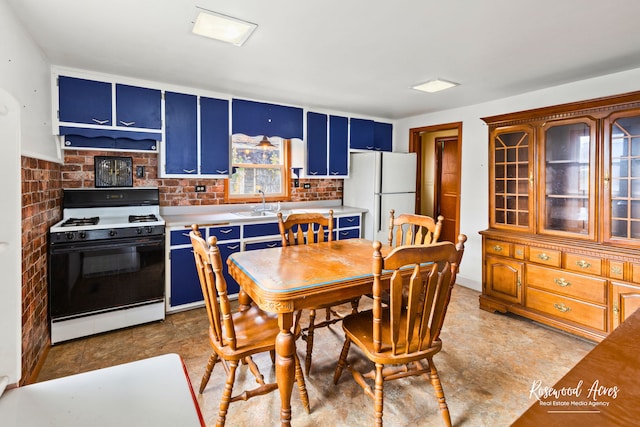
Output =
[{"x1": 170, "y1": 246, "x2": 202, "y2": 306}]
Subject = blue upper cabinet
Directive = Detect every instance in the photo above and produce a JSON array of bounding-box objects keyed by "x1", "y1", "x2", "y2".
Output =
[
  {"x1": 374, "y1": 121, "x2": 393, "y2": 151},
  {"x1": 164, "y1": 92, "x2": 198, "y2": 175},
  {"x1": 57, "y1": 75, "x2": 162, "y2": 151},
  {"x1": 232, "y1": 99, "x2": 303, "y2": 139},
  {"x1": 58, "y1": 76, "x2": 112, "y2": 126},
  {"x1": 329, "y1": 115, "x2": 348, "y2": 176},
  {"x1": 349, "y1": 118, "x2": 375, "y2": 150},
  {"x1": 200, "y1": 96, "x2": 230, "y2": 175},
  {"x1": 349, "y1": 117, "x2": 393, "y2": 151},
  {"x1": 307, "y1": 112, "x2": 328, "y2": 176},
  {"x1": 115, "y1": 84, "x2": 162, "y2": 130}
]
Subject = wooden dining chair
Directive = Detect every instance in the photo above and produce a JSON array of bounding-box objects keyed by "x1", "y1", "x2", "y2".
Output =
[
  {"x1": 388, "y1": 209, "x2": 444, "y2": 247},
  {"x1": 277, "y1": 210, "x2": 359, "y2": 375},
  {"x1": 333, "y1": 234, "x2": 467, "y2": 427},
  {"x1": 189, "y1": 224, "x2": 309, "y2": 426}
]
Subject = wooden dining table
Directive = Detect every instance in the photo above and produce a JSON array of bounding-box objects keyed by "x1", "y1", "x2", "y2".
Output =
[{"x1": 226, "y1": 238, "x2": 386, "y2": 426}]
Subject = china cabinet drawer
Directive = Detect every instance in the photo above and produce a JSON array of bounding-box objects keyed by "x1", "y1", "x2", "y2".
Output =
[
  {"x1": 564, "y1": 253, "x2": 602, "y2": 276},
  {"x1": 485, "y1": 239, "x2": 511, "y2": 257},
  {"x1": 529, "y1": 247, "x2": 561, "y2": 267},
  {"x1": 525, "y1": 287, "x2": 606, "y2": 332},
  {"x1": 527, "y1": 264, "x2": 606, "y2": 304}
]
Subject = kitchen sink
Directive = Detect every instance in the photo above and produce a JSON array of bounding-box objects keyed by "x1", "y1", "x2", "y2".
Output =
[{"x1": 233, "y1": 211, "x2": 278, "y2": 217}]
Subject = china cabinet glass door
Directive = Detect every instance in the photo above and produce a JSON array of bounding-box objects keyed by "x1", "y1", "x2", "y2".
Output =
[
  {"x1": 605, "y1": 111, "x2": 640, "y2": 245},
  {"x1": 540, "y1": 118, "x2": 595, "y2": 238},
  {"x1": 490, "y1": 126, "x2": 534, "y2": 231}
]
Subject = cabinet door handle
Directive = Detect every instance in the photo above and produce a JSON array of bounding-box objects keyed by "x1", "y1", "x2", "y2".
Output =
[
  {"x1": 226, "y1": 244, "x2": 240, "y2": 250},
  {"x1": 309, "y1": 171, "x2": 318, "y2": 175},
  {"x1": 345, "y1": 218, "x2": 356, "y2": 223},
  {"x1": 537, "y1": 253, "x2": 550, "y2": 261},
  {"x1": 215, "y1": 169, "x2": 229, "y2": 174},
  {"x1": 330, "y1": 171, "x2": 340, "y2": 175},
  {"x1": 182, "y1": 169, "x2": 196, "y2": 174},
  {"x1": 554, "y1": 278, "x2": 571, "y2": 287},
  {"x1": 92, "y1": 118, "x2": 109, "y2": 125},
  {"x1": 576, "y1": 260, "x2": 591, "y2": 269},
  {"x1": 553, "y1": 303, "x2": 571, "y2": 313},
  {"x1": 219, "y1": 229, "x2": 233, "y2": 234},
  {"x1": 266, "y1": 243, "x2": 278, "y2": 248},
  {"x1": 493, "y1": 245, "x2": 503, "y2": 252},
  {"x1": 119, "y1": 120, "x2": 135, "y2": 126},
  {"x1": 613, "y1": 304, "x2": 619, "y2": 313}
]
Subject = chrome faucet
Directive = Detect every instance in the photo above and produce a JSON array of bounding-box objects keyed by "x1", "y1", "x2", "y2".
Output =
[{"x1": 258, "y1": 189, "x2": 266, "y2": 212}]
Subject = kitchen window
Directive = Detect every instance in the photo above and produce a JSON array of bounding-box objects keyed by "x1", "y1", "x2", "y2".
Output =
[{"x1": 226, "y1": 134, "x2": 291, "y2": 201}]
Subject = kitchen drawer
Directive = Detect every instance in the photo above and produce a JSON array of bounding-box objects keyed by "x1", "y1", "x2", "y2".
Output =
[
  {"x1": 338, "y1": 215, "x2": 360, "y2": 228},
  {"x1": 513, "y1": 244, "x2": 526, "y2": 260},
  {"x1": 525, "y1": 287, "x2": 606, "y2": 332},
  {"x1": 529, "y1": 247, "x2": 561, "y2": 267},
  {"x1": 170, "y1": 228, "x2": 191, "y2": 246},
  {"x1": 208, "y1": 225, "x2": 240, "y2": 241},
  {"x1": 564, "y1": 253, "x2": 602, "y2": 276},
  {"x1": 485, "y1": 239, "x2": 511, "y2": 257},
  {"x1": 337, "y1": 228, "x2": 360, "y2": 240},
  {"x1": 243, "y1": 222, "x2": 280, "y2": 238},
  {"x1": 527, "y1": 264, "x2": 606, "y2": 304},
  {"x1": 244, "y1": 240, "x2": 281, "y2": 251}
]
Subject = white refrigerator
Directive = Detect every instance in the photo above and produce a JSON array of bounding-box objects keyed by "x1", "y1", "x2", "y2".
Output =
[{"x1": 343, "y1": 151, "x2": 417, "y2": 242}]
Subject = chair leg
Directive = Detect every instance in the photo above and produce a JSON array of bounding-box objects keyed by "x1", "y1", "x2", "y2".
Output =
[
  {"x1": 374, "y1": 363, "x2": 384, "y2": 427},
  {"x1": 216, "y1": 360, "x2": 238, "y2": 427},
  {"x1": 427, "y1": 358, "x2": 452, "y2": 427},
  {"x1": 305, "y1": 309, "x2": 316, "y2": 375},
  {"x1": 294, "y1": 352, "x2": 311, "y2": 413},
  {"x1": 199, "y1": 351, "x2": 219, "y2": 394},
  {"x1": 333, "y1": 338, "x2": 351, "y2": 384}
]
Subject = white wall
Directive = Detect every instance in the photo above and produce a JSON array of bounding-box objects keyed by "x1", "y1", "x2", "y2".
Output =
[
  {"x1": 395, "y1": 67, "x2": 640, "y2": 291},
  {"x1": 0, "y1": 0, "x2": 56, "y2": 386},
  {"x1": 1, "y1": 0, "x2": 59, "y2": 163}
]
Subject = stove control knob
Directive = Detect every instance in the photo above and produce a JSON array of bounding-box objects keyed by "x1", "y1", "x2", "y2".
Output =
[
  {"x1": 137, "y1": 227, "x2": 143, "y2": 234},
  {"x1": 79, "y1": 231, "x2": 87, "y2": 239},
  {"x1": 66, "y1": 232, "x2": 74, "y2": 240},
  {"x1": 109, "y1": 230, "x2": 117, "y2": 237},
  {"x1": 146, "y1": 226, "x2": 153, "y2": 233}
]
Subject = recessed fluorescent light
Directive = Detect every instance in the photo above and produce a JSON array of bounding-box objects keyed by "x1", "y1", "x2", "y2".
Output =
[
  {"x1": 411, "y1": 79, "x2": 459, "y2": 93},
  {"x1": 192, "y1": 8, "x2": 257, "y2": 46}
]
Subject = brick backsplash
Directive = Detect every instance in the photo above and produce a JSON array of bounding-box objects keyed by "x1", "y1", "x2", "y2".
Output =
[
  {"x1": 21, "y1": 156, "x2": 61, "y2": 385},
  {"x1": 62, "y1": 150, "x2": 343, "y2": 205}
]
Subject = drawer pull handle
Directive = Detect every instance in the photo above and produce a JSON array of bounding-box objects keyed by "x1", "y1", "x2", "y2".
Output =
[
  {"x1": 554, "y1": 278, "x2": 571, "y2": 287},
  {"x1": 576, "y1": 260, "x2": 591, "y2": 269},
  {"x1": 226, "y1": 244, "x2": 240, "y2": 250},
  {"x1": 493, "y1": 245, "x2": 503, "y2": 252},
  {"x1": 553, "y1": 303, "x2": 571, "y2": 313},
  {"x1": 537, "y1": 253, "x2": 550, "y2": 261},
  {"x1": 515, "y1": 249, "x2": 523, "y2": 256}
]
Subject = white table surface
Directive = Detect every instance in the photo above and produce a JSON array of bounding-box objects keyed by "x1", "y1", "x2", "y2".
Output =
[{"x1": 0, "y1": 353, "x2": 203, "y2": 426}]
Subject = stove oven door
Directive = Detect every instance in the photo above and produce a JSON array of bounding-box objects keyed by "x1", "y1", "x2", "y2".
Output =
[{"x1": 49, "y1": 235, "x2": 165, "y2": 321}]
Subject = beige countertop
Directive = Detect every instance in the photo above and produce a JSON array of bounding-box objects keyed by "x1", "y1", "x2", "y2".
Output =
[{"x1": 161, "y1": 203, "x2": 366, "y2": 229}]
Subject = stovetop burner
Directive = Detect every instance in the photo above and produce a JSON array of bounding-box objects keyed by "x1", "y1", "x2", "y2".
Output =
[
  {"x1": 61, "y1": 217, "x2": 100, "y2": 227},
  {"x1": 129, "y1": 214, "x2": 158, "y2": 223}
]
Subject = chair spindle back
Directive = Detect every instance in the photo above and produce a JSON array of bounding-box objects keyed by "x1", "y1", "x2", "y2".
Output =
[
  {"x1": 278, "y1": 210, "x2": 334, "y2": 246},
  {"x1": 388, "y1": 209, "x2": 444, "y2": 247}
]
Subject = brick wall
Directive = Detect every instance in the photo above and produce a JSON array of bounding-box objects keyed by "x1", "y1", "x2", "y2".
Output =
[
  {"x1": 21, "y1": 156, "x2": 62, "y2": 384},
  {"x1": 62, "y1": 150, "x2": 343, "y2": 204}
]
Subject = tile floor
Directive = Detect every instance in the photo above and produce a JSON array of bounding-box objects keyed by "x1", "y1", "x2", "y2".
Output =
[{"x1": 38, "y1": 285, "x2": 595, "y2": 426}]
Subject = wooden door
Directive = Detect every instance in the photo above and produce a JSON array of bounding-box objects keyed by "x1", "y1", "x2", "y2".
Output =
[{"x1": 435, "y1": 137, "x2": 459, "y2": 242}]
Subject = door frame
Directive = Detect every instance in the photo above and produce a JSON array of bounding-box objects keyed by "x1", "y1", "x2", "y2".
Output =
[{"x1": 409, "y1": 121, "x2": 463, "y2": 241}]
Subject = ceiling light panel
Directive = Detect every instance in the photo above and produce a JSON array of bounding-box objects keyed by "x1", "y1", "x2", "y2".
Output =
[
  {"x1": 412, "y1": 79, "x2": 459, "y2": 93},
  {"x1": 192, "y1": 8, "x2": 257, "y2": 46}
]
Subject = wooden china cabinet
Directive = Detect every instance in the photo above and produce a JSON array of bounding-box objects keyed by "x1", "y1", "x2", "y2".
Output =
[{"x1": 480, "y1": 91, "x2": 640, "y2": 342}]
